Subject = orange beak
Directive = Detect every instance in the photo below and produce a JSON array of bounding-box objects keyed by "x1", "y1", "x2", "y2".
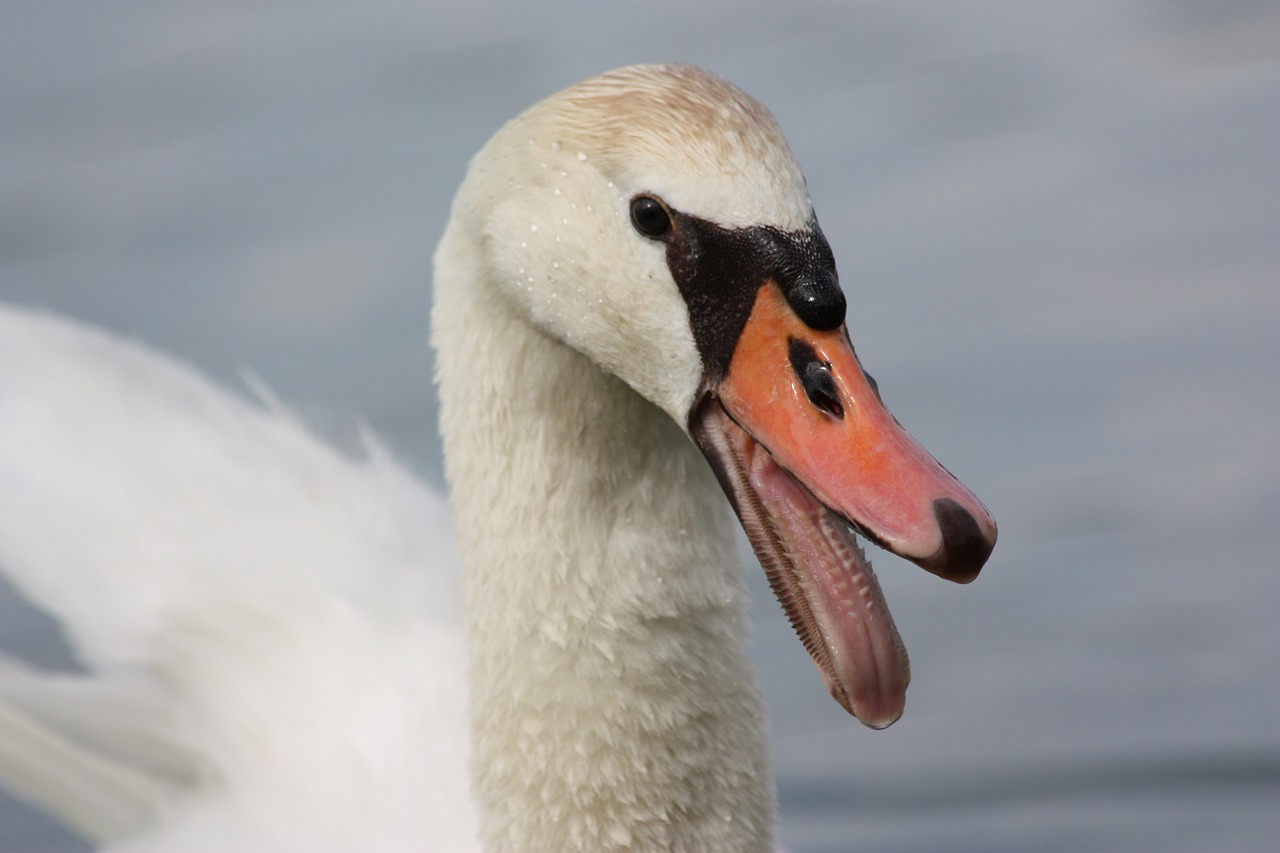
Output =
[{"x1": 691, "y1": 282, "x2": 996, "y2": 727}]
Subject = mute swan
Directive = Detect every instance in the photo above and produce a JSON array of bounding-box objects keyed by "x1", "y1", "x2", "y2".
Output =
[{"x1": 0, "y1": 65, "x2": 996, "y2": 851}]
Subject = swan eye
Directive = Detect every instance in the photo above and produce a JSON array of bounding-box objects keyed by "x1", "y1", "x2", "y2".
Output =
[
  {"x1": 630, "y1": 196, "x2": 671, "y2": 238},
  {"x1": 789, "y1": 339, "x2": 844, "y2": 418}
]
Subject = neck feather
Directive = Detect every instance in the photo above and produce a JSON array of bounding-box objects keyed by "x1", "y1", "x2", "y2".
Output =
[{"x1": 433, "y1": 227, "x2": 777, "y2": 851}]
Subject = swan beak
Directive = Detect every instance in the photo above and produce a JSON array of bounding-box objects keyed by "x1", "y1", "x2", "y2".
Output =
[
  {"x1": 690, "y1": 282, "x2": 996, "y2": 727},
  {"x1": 721, "y1": 283, "x2": 997, "y2": 581}
]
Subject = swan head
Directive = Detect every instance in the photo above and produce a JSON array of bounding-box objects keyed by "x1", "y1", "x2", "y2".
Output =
[{"x1": 441, "y1": 65, "x2": 997, "y2": 728}]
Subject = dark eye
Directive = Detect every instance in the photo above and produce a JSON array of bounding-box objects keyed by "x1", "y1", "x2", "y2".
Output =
[{"x1": 630, "y1": 196, "x2": 671, "y2": 238}]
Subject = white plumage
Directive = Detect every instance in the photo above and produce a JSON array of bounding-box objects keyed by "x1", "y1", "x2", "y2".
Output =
[{"x1": 0, "y1": 305, "x2": 476, "y2": 851}]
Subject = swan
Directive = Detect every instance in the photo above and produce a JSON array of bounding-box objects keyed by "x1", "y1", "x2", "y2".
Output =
[{"x1": 0, "y1": 64, "x2": 996, "y2": 852}]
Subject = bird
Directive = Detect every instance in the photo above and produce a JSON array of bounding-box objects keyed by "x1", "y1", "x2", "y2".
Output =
[{"x1": 0, "y1": 64, "x2": 996, "y2": 852}]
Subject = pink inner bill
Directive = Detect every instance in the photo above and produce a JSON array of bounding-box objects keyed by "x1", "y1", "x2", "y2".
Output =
[{"x1": 697, "y1": 402, "x2": 910, "y2": 728}]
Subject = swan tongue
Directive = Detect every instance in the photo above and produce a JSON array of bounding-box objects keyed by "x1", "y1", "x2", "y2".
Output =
[{"x1": 694, "y1": 403, "x2": 908, "y2": 727}]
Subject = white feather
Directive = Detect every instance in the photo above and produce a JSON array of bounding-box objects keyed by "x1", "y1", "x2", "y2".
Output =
[{"x1": 0, "y1": 305, "x2": 477, "y2": 852}]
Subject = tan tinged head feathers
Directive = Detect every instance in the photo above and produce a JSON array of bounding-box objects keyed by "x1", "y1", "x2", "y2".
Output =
[{"x1": 442, "y1": 65, "x2": 815, "y2": 424}]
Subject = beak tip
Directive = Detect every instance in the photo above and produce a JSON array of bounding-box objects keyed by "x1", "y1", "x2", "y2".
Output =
[
  {"x1": 828, "y1": 677, "x2": 908, "y2": 730},
  {"x1": 850, "y1": 695, "x2": 906, "y2": 730},
  {"x1": 925, "y1": 497, "x2": 997, "y2": 583}
]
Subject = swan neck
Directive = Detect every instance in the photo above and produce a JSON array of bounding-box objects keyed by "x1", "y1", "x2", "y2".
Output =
[{"x1": 433, "y1": 228, "x2": 777, "y2": 851}]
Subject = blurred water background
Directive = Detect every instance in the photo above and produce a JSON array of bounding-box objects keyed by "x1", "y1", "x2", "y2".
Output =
[{"x1": 1, "y1": 1, "x2": 1277, "y2": 851}]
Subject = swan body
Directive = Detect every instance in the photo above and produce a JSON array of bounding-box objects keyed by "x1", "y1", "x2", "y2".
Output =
[
  {"x1": 0, "y1": 65, "x2": 996, "y2": 851},
  {"x1": 0, "y1": 306, "x2": 477, "y2": 851}
]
